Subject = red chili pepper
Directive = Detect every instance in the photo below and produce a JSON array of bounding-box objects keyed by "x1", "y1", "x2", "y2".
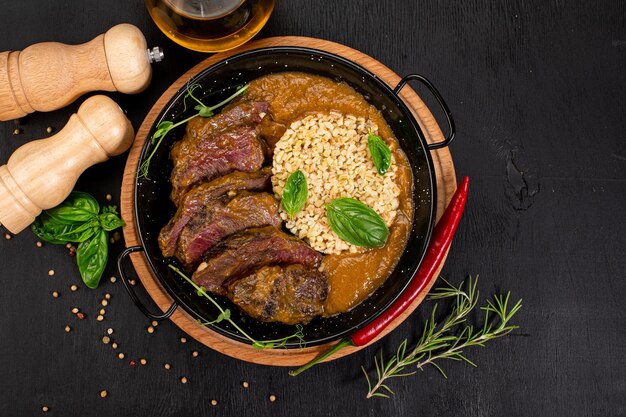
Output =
[{"x1": 289, "y1": 176, "x2": 469, "y2": 376}]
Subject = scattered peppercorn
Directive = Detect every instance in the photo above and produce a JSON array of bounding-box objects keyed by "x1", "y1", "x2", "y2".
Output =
[
  {"x1": 242, "y1": 381, "x2": 249, "y2": 388},
  {"x1": 36, "y1": 241, "x2": 43, "y2": 247},
  {"x1": 46, "y1": 127, "x2": 53, "y2": 134},
  {"x1": 192, "y1": 351, "x2": 198, "y2": 358},
  {"x1": 180, "y1": 337, "x2": 187, "y2": 344},
  {"x1": 211, "y1": 399, "x2": 218, "y2": 406},
  {"x1": 130, "y1": 361, "x2": 136, "y2": 366},
  {"x1": 164, "y1": 363, "x2": 171, "y2": 370},
  {"x1": 118, "y1": 353, "x2": 125, "y2": 359},
  {"x1": 64, "y1": 325, "x2": 71, "y2": 333},
  {"x1": 77, "y1": 312, "x2": 85, "y2": 320},
  {"x1": 100, "y1": 390, "x2": 107, "y2": 398},
  {"x1": 181, "y1": 377, "x2": 188, "y2": 384},
  {"x1": 66, "y1": 243, "x2": 72, "y2": 249},
  {"x1": 129, "y1": 279, "x2": 136, "y2": 286},
  {"x1": 102, "y1": 336, "x2": 110, "y2": 344},
  {"x1": 269, "y1": 394, "x2": 276, "y2": 402},
  {"x1": 147, "y1": 326, "x2": 154, "y2": 334},
  {"x1": 140, "y1": 358, "x2": 147, "y2": 365},
  {"x1": 107, "y1": 328, "x2": 113, "y2": 335},
  {"x1": 52, "y1": 291, "x2": 59, "y2": 298},
  {"x1": 70, "y1": 284, "x2": 78, "y2": 292}
]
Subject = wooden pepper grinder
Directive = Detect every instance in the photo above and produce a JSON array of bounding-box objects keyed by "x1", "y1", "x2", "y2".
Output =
[
  {"x1": 0, "y1": 23, "x2": 163, "y2": 121},
  {"x1": 0, "y1": 95, "x2": 134, "y2": 234}
]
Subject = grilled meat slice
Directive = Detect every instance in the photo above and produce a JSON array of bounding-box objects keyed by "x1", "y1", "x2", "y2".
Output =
[
  {"x1": 169, "y1": 101, "x2": 269, "y2": 204},
  {"x1": 158, "y1": 168, "x2": 272, "y2": 258},
  {"x1": 192, "y1": 227, "x2": 323, "y2": 294},
  {"x1": 174, "y1": 192, "x2": 281, "y2": 269},
  {"x1": 226, "y1": 264, "x2": 329, "y2": 325}
]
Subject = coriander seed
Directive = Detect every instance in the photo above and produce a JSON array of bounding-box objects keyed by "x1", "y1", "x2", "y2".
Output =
[
  {"x1": 118, "y1": 353, "x2": 125, "y2": 359},
  {"x1": 151, "y1": 320, "x2": 158, "y2": 327},
  {"x1": 102, "y1": 336, "x2": 110, "y2": 344},
  {"x1": 99, "y1": 309, "x2": 106, "y2": 315},
  {"x1": 147, "y1": 326, "x2": 154, "y2": 334},
  {"x1": 211, "y1": 399, "x2": 218, "y2": 406},
  {"x1": 100, "y1": 390, "x2": 107, "y2": 398},
  {"x1": 71, "y1": 307, "x2": 79, "y2": 314},
  {"x1": 42, "y1": 406, "x2": 49, "y2": 412},
  {"x1": 105, "y1": 293, "x2": 111, "y2": 300},
  {"x1": 180, "y1": 337, "x2": 187, "y2": 343},
  {"x1": 164, "y1": 363, "x2": 171, "y2": 370},
  {"x1": 36, "y1": 241, "x2": 43, "y2": 247},
  {"x1": 181, "y1": 376, "x2": 188, "y2": 384},
  {"x1": 64, "y1": 325, "x2": 71, "y2": 333},
  {"x1": 52, "y1": 291, "x2": 59, "y2": 298},
  {"x1": 96, "y1": 315, "x2": 104, "y2": 321},
  {"x1": 13, "y1": 128, "x2": 20, "y2": 135},
  {"x1": 107, "y1": 328, "x2": 113, "y2": 335},
  {"x1": 110, "y1": 276, "x2": 117, "y2": 283},
  {"x1": 46, "y1": 126, "x2": 53, "y2": 134},
  {"x1": 111, "y1": 342, "x2": 118, "y2": 349},
  {"x1": 242, "y1": 381, "x2": 249, "y2": 388},
  {"x1": 192, "y1": 351, "x2": 198, "y2": 358},
  {"x1": 140, "y1": 358, "x2": 147, "y2": 365},
  {"x1": 101, "y1": 299, "x2": 108, "y2": 307},
  {"x1": 70, "y1": 284, "x2": 78, "y2": 292},
  {"x1": 106, "y1": 194, "x2": 112, "y2": 201},
  {"x1": 269, "y1": 394, "x2": 276, "y2": 402}
]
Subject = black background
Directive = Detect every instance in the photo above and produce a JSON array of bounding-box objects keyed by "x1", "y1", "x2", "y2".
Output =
[{"x1": 1, "y1": 1, "x2": 625, "y2": 416}]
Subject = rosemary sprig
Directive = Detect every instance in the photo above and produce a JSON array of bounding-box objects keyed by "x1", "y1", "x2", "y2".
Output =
[
  {"x1": 362, "y1": 276, "x2": 522, "y2": 399},
  {"x1": 138, "y1": 82, "x2": 249, "y2": 179},
  {"x1": 168, "y1": 265, "x2": 306, "y2": 349}
]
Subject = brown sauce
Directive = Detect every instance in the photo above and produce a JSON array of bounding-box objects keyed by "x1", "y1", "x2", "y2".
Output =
[{"x1": 245, "y1": 72, "x2": 414, "y2": 315}]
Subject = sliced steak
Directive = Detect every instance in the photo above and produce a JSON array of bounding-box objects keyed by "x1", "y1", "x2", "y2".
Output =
[
  {"x1": 192, "y1": 227, "x2": 323, "y2": 294},
  {"x1": 174, "y1": 192, "x2": 281, "y2": 269},
  {"x1": 226, "y1": 264, "x2": 329, "y2": 325},
  {"x1": 158, "y1": 168, "x2": 272, "y2": 258},
  {"x1": 169, "y1": 101, "x2": 269, "y2": 204}
]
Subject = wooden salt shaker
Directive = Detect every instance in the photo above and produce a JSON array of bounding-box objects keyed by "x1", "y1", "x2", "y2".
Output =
[
  {"x1": 0, "y1": 23, "x2": 163, "y2": 121},
  {"x1": 0, "y1": 95, "x2": 134, "y2": 234}
]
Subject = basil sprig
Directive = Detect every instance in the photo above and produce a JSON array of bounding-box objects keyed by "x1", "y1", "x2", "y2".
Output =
[
  {"x1": 367, "y1": 131, "x2": 392, "y2": 175},
  {"x1": 31, "y1": 191, "x2": 125, "y2": 289},
  {"x1": 281, "y1": 170, "x2": 308, "y2": 217},
  {"x1": 326, "y1": 198, "x2": 389, "y2": 248}
]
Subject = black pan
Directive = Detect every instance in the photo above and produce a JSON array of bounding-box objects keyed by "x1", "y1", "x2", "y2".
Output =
[{"x1": 118, "y1": 47, "x2": 455, "y2": 347}]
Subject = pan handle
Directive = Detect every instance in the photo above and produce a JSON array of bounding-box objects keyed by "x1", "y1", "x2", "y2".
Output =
[
  {"x1": 393, "y1": 74, "x2": 456, "y2": 150},
  {"x1": 117, "y1": 246, "x2": 178, "y2": 321}
]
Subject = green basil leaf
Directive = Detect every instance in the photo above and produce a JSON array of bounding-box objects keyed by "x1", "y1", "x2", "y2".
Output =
[
  {"x1": 367, "y1": 132, "x2": 392, "y2": 175},
  {"x1": 76, "y1": 229, "x2": 109, "y2": 289},
  {"x1": 281, "y1": 170, "x2": 308, "y2": 217},
  {"x1": 99, "y1": 212, "x2": 126, "y2": 232},
  {"x1": 54, "y1": 219, "x2": 99, "y2": 242},
  {"x1": 31, "y1": 214, "x2": 79, "y2": 244},
  {"x1": 45, "y1": 191, "x2": 99, "y2": 224},
  {"x1": 326, "y1": 198, "x2": 389, "y2": 248}
]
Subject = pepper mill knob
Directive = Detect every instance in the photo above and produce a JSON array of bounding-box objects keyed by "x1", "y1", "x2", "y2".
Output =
[
  {"x1": 0, "y1": 23, "x2": 162, "y2": 121},
  {"x1": 0, "y1": 95, "x2": 134, "y2": 234}
]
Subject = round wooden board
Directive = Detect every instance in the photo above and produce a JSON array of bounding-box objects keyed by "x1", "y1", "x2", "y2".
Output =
[{"x1": 120, "y1": 36, "x2": 457, "y2": 366}]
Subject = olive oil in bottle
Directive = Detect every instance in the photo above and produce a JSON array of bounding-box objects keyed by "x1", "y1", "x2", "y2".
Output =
[{"x1": 145, "y1": 0, "x2": 275, "y2": 52}]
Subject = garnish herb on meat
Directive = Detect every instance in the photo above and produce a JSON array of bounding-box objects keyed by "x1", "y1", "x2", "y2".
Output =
[
  {"x1": 138, "y1": 82, "x2": 249, "y2": 179},
  {"x1": 31, "y1": 191, "x2": 125, "y2": 288},
  {"x1": 169, "y1": 264, "x2": 307, "y2": 349}
]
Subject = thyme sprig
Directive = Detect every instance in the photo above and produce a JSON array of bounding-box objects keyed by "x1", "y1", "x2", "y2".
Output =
[
  {"x1": 138, "y1": 82, "x2": 249, "y2": 179},
  {"x1": 168, "y1": 265, "x2": 306, "y2": 349},
  {"x1": 363, "y1": 276, "x2": 522, "y2": 399}
]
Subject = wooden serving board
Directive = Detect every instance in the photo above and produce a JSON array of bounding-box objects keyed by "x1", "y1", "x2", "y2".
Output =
[{"x1": 120, "y1": 36, "x2": 457, "y2": 366}]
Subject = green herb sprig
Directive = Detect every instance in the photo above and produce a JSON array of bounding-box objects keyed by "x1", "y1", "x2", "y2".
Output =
[
  {"x1": 31, "y1": 192, "x2": 125, "y2": 289},
  {"x1": 326, "y1": 197, "x2": 389, "y2": 248},
  {"x1": 363, "y1": 276, "x2": 522, "y2": 398},
  {"x1": 281, "y1": 170, "x2": 308, "y2": 217},
  {"x1": 169, "y1": 265, "x2": 306, "y2": 349},
  {"x1": 138, "y1": 82, "x2": 249, "y2": 179},
  {"x1": 367, "y1": 130, "x2": 392, "y2": 175}
]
